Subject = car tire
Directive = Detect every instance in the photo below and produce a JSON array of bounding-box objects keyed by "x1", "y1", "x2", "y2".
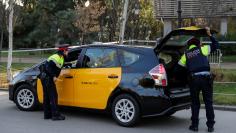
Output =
[
  {"x1": 14, "y1": 84, "x2": 38, "y2": 111},
  {"x1": 112, "y1": 94, "x2": 140, "y2": 127}
]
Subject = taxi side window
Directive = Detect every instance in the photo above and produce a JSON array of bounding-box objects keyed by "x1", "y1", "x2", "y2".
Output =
[
  {"x1": 64, "y1": 49, "x2": 82, "y2": 68},
  {"x1": 119, "y1": 50, "x2": 140, "y2": 66},
  {"x1": 82, "y1": 48, "x2": 118, "y2": 68}
]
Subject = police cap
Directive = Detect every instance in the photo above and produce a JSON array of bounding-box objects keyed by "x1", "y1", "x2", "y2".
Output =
[
  {"x1": 56, "y1": 44, "x2": 69, "y2": 51},
  {"x1": 187, "y1": 37, "x2": 200, "y2": 46}
]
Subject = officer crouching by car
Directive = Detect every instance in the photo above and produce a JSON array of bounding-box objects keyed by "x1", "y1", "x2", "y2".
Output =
[
  {"x1": 39, "y1": 44, "x2": 69, "y2": 121},
  {"x1": 178, "y1": 27, "x2": 219, "y2": 132}
]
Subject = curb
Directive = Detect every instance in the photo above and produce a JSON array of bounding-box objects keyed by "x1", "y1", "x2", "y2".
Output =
[
  {"x1": 0, "y1": 88, "x2": 8, "y2": 91},
  {"x1": 201, "y1": 104, "x2": 236, "y2": 112}
]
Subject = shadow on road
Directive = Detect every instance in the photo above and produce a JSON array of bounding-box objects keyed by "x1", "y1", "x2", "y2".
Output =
[{"x1": 58, "y1": 106, "x2": 189, "y2": 127}]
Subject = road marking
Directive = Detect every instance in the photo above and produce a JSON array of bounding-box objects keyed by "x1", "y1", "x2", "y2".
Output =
[{"x1": 0, "y1": 91, "x2": 8, "y2": 96}]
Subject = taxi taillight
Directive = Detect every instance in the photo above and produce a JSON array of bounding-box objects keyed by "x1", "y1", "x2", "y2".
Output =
[{"x1": 149, "y1": 64, "x2": 168, "y2": 86}]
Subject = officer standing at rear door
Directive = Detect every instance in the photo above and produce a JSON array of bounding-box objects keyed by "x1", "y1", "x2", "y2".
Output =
[
  {"x1": 40, "y1": 43, "x2": 69, "y2": 121},
  {"x1": 178, "y1": 27, "x2": 219, "y2": 132}
]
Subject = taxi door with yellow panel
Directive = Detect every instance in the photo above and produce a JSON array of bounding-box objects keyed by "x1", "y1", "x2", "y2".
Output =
[
  {"x1": 56, "y1": 69, "x2": 75, "y2": 106},
  {"x1": 74, "y1": 47, "x2": 121, "y2": 109},
  {"x1": 37, "y1": 48, "x2": 82, "y2": 106},
  {"x1": 56, "y1": 49, "x2": 82, "y2": 105}
]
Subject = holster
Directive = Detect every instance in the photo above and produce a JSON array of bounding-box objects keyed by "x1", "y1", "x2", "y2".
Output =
[{"x1": 38, "y1": 63, "x2": 47, "y2": 79}]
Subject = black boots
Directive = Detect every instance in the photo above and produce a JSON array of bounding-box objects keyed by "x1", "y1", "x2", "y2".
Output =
[
  {"x1": 52, "y1": 114, "x2": 65, "y2": 121},
  {"x1": 44, "y1": 114, "x2": 52, "y2": 119},
  {"x1": 189, "y1": 125, "x2": 214, "y2": 132},
  {"x1": 208, "y1": 127, "x2": 214, "y2": 132},
  {"x1": 44, "y1": 114, "x2": 65, "y2": 120},
  {"x1": 189, "y1": 125, "x2": 198, "y2": 132}
]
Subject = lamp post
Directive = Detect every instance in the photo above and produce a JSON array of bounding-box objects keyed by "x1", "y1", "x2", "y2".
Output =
[{"x1": 177, "y1": 0, "x2": 182, "y2": 28}]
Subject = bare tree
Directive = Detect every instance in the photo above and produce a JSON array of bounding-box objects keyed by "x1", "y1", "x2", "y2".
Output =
[{"x1": 74, "y1": 0, "x2": 105, "y2": 44}]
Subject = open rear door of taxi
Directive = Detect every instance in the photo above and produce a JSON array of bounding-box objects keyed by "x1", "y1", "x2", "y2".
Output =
[{"x1": 154, "y1": 26, "x2": 218, "y2": 53}]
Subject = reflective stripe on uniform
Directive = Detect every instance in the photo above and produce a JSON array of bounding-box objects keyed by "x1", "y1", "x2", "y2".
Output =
[
  {"x1": 178, "y1": 54, "x2": 186, "y2": 67},
  {"x1": 193, "y1": 71, "x2": 210, "y2": 75},
  {"x1": 201, "y1": 45, "x2": 211, "y2": 56},
  {"x1": 47, "y1": 54, "x2": 64, "y2": 68}
]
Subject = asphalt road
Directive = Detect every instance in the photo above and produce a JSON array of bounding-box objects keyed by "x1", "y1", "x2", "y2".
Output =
[{"x1": 0, "y1": 91, "x2": 236, "y2": 133}]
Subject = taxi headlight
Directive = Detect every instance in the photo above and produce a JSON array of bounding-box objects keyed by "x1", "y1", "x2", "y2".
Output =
[{"x1": 13, "y1": 71, "x2": 20, "y2": 78}]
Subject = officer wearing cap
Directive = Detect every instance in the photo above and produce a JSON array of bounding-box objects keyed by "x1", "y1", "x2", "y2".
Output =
[
  {"x1": 178, "y1": 27, "x2": 219, "y2": 132},
  {"x1": 40, "y1": 43, "x2": 69, "y2": 120}
]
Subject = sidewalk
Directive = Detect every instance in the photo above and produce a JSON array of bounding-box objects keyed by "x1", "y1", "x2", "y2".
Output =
[
  {"x1": 0, "y1": 57, "x2": 43, "y2": 63},
  {"x1": 0, "y1": 88, "x2": 8, "y2": 91},
  {"x1": 211, "y1": 62, "x2": 236, "y2": 69},
  {"x1": 201, "y1": 104, "x2": 236, "y2": 112}
]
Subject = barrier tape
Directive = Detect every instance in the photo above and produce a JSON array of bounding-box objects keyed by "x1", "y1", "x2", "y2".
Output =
[{"x1": 0, "y1": 41, "x2": 235, "y2": 52}]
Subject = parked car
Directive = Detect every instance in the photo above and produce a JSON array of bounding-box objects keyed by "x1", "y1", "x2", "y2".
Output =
[{"x1": 9, "y1": 26, "x2": 214, "y2": 127}]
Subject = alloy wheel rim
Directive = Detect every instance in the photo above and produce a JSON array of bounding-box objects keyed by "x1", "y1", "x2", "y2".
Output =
[
  {"x1": 115, "y1": 99, "x2": 135, "y2": 123},
  {"x1": 17, "y1": 89, "x2": 34, "y2": 109}
]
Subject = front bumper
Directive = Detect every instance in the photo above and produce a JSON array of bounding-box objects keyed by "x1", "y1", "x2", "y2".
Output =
[{"x1": 9, "y1": 84, "x2": 14, "y2": 101}]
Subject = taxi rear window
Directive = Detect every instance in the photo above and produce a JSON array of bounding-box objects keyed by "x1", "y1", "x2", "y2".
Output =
[{"x1": 119, "y1": 50, "x2": 140, "y2": 66}]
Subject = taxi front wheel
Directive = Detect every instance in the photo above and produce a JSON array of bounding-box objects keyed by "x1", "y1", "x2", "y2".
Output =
[
  {"x1": 112, "y1": 94, "x2": 140, "y2": 127},
  {"x1": 14, "y1": 84, "x2": 38, "y2": 111}
]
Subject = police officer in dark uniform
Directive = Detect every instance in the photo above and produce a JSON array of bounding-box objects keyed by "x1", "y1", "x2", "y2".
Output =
[
  {"x1": 178, "y1": 27, "x2": 219, "y2": 132},
  {"x1": 40, "y1": 44, "x2": 69, "y2": 121}
]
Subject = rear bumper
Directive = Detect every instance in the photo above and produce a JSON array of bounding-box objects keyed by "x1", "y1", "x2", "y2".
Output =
[
  {"x1": 141, "y1": 87, "x2": 191, "y2": 117},
  {"x1": 143, "y1": 102, "x2": 190, "y2": 117},
  {"x1": 169, "y1": 88, "x2": 191, "y2": 107}
]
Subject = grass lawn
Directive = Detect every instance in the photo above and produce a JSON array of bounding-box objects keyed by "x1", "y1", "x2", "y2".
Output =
[
  {"x1": 222, "y1": 55, "x2": 236, "y2": 62},
  {"x1": 213, "y1": 83, "x2": 236, "y2": 105}
]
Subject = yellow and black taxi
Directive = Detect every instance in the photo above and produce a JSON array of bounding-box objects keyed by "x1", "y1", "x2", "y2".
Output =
[{"x1": 9, "y1": 26, "x2": 216, "y2": 127}]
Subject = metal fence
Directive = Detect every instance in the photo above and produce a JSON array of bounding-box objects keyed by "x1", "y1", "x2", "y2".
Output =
[{"x1": 208, "y1": 49, "x2": 222, "y2": 66}]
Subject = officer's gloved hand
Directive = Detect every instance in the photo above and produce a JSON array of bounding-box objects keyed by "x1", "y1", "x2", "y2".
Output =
[{"x1": 205, "y1": 27, "x2": 212, "y2": 36}]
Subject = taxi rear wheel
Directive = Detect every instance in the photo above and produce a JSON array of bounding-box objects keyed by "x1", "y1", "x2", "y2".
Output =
[
  {"x1": 14, "y1": 84, "x2": 38, "y2": 111},
  {"x1": 112, "y1": 94, "x2": 140, "y2": 127}
]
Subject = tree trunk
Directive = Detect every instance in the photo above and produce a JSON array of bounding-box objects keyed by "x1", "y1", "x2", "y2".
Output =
[
  {"x1": 7, "y1": 0, "x2": 14, "y2": 82},
  {"x1": 110, "y1": 1, "x2": 118, "y2": 41},
  {"x1": 0, "y1": 29, "x2": 3, "y2": 50},
  {"x1": 0, "y1": 29, "x2": 3, "y2": 59},
  {"x1": 99, "y1": 15, "x2": 104, "y2": 41}
]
